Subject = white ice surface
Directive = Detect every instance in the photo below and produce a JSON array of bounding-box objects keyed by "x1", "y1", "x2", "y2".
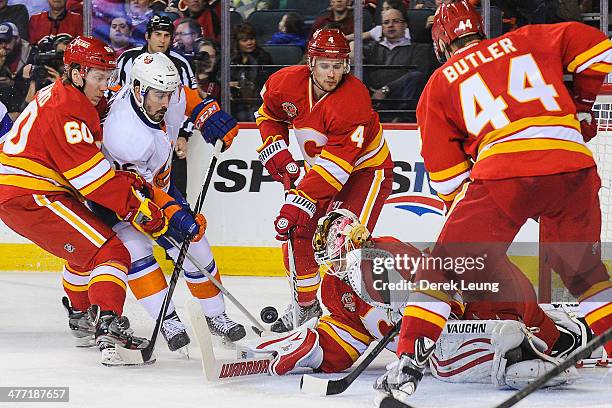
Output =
[{"x1": 0, "y1": 273, "x2": 610, "y2": 408}]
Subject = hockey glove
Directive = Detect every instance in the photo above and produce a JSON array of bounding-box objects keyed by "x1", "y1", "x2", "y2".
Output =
[
  {"x1": 274, "y1": 189, "x2": 317, "y2": 241},
  {"x1": 191, "y1": 99, "x2": 239, "y2": 150},
  {"x1": 577, "y1": 111, "x2": 597, "y2": 142},
  {"x1": 163, "y1": 202, "x2": 207, "y2": 243},
  {"x1": 572, "y1": 74, "x2": 603, "y2": 142},
  {"x1": 257, "y1": 135, "x2": 301, "y2": 184},
  {"x1": 115, "y1": 170, "x2": 154, "y2": 198},
  {"x1": 123, "y1": 190, "x2": 168, "y2": 238}
]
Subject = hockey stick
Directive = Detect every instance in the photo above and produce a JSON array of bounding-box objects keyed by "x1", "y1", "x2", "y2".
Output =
[
  {"x1": 282, "y1": 175, "x2": 300, "y2": 331},
  {"x1": 185, "y1": 298, "x2": 273, "y2": 381},
  {"x1": 300, "y1": 320, "x2": 402, "y2": 396},
  {"x1": 377, "y1": 327, "x2": 612, "y2": 408},
  {"x1": 493, "y1": 326, "x2": 612, "y2": 408},
  {"x1": 165, "y1": 236, "x2": 274, "y2": 336},
  {"x1": 286, "y1": 228, "x2": 300, "y2": 331},
  {"x1": 115, "y1": 139, "x2": 224, "y2": 365}
]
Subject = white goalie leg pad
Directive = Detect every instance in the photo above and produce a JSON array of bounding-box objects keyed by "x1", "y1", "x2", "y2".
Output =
[
  {"x1": 431, "y1": 320, "x2": 525, "y2": 386},
  {"x1": 540, "y1": 303, "x2": 608, "y2": 365},
  {"x1": 239, "y1": 320, "x2": 323, "y2": 375},
  {"x1": 504, "y1": 359, "x2": 579, "y2": 390}
]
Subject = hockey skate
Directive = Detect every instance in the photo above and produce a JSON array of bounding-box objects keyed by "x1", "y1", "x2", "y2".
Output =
[
  {"x1": 374, "y1": 337, "x2": 435, "y2": 404},
  {"x1": 61, "y1": 296, "x2": 95, "y2": 347},
  {"x1": 88, "y1": 305, "x2": 153, "y2": 366},
  {"x1": 270, "y1": 300, "x2": 323, "y2": 333},
  {"x1": 161, "y1": 310, "x2": 190, "y2": 353},
  {"x1": 205, "y1": 312, "x2": 246, "y2": 343}
]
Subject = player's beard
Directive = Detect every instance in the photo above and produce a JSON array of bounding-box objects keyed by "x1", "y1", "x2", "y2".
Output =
[{"x1": 152, "y1": 107, "x2": 167, "y2": 122}]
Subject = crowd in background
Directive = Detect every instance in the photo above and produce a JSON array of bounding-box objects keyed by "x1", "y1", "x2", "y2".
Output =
[{"x1": 0, "y1": 0, "x2": 607, "y2": 122}]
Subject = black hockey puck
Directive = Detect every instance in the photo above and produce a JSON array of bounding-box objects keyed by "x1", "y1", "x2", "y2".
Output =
[{"x1": 260, "y1": 306, "x2": 278, "y2": 324}]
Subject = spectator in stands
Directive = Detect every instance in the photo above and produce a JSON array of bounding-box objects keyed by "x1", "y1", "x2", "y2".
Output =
[
  {"x1": 181, "y1": 0, "x2": 221, "y2": 42},
  {"x1": 9, "y1": 0, "x2": 48, "y2": 19},
  {"x1": 193, "y1": 38, "x2": 220, "y2": 99},
  {"x1": 0, "y1": 29, "x2": 30, "y2": 119},
  {"x1": 265, "y1": 12, "x2": 307, "y2": 49},
  {"x1": 364, "y1": 7, "x2": 437, "y2": 121},
  {"x1": 0, "y1": 0, "x2": 29, "y2": 41},
  {"x1": 109, "y1": 16, "x2": 133, "y2": 56},
  {"x1": 91, "y1": 0, "x2": 125, "y2": 44},
  {"x1": 125, "y1": 0, "x2": 153, "y2": 45},
  {"x1": 173, "y1": 17, "x2": 202, "y2": 58},
  {"x1": 230, "y1": 22, "x2": 271, "y2": 121},
  {"x1": 20, "y1": 34, "x2": 71, "y2": 107},
  {"x1": 310, "y1": 0, "x2": 356, "y2": 37},
  {"x1": 346, "y1": 0, "x2": 410, "y2": 43},
  {"x1": 29, "y1": 0, "x2": 83, "y2": 45},
  {"x1": 1, "y1": 22, "x2": 30, "y2": 76}
]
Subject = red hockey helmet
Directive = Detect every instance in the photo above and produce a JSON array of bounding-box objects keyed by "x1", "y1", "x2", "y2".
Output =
[
  {"x1": 431, "y1": 0, "x2": 484, "y2": 62},
  {"x1": 63, "y1": 36, "x2": 117, "y2": 76},
  {"x1": 307, "y1": 29, "x2": 351, "y2": 73}
]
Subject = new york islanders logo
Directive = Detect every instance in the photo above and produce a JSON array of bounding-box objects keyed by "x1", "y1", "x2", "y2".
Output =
[{"x1": 281, "y1": 102, "x2": 298, "y2": 118}]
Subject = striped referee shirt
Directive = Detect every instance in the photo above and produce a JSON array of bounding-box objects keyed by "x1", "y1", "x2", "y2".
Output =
[{"x1": 111, "y1": 46, "x2": 197, "y2": 89}]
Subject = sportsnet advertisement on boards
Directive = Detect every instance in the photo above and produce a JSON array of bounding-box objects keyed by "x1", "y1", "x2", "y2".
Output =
[{"x1": 185, "y1": 126, "x2": 539, "y2": 247}]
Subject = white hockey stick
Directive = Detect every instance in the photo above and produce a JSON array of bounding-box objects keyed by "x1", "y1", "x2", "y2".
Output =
[{"x1": 185, "y1": 298, "x2": 273, "y2": 381}]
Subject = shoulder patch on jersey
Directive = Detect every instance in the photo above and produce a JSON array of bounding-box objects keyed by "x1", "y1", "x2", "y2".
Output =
[{"x1": 281, "y1": 101, "x2": 298, "y2": 118}]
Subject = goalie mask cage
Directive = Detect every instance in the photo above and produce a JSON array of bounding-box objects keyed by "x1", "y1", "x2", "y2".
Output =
[{"x1": 538, "y1": 83, "x2": 612, "y2": 303}]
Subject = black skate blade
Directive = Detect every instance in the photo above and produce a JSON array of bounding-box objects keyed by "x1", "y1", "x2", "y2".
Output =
[{"x1": 377, "y1": 396, "x2": 415, "y2": 408}]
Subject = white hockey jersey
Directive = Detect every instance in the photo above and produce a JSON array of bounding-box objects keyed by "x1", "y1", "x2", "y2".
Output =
[{"x1": 102, "y1": 85, "x2": 187, "y2": 192}]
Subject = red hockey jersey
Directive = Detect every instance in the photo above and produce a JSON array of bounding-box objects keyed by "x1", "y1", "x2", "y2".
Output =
[
  {"x1": 256, "y1": 65, "x2": 392, "y2": 202},
  {"x1": 0, "y1": 81, "x2": 141, "y2": 218},
  {"x1": 417, "y1": 22, "x2": 612, "y2": 204}
]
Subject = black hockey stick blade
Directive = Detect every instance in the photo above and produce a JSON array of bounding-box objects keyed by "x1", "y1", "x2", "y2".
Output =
[
  {"x1": 494, "y1": 326, "x2": 612, "y2": 408},
  {"x1": 378, "y1": 396, "x2": 415, "y2": 408},
  {"x1": 300, "y1": 320, "x2": 402, "y2": 396}
]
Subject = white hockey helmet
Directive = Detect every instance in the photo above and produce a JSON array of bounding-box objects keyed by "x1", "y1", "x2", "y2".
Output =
[
  {"x1": 312, "y1": 209, "x2": 371, "y2": 278},
  {"x1": 130, "y1": 52, "x2": 180, "y2": 122}
]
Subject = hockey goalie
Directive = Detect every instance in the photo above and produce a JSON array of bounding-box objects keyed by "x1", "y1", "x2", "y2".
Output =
[{"x1": 241, "y1": 210, "x2": 602, "y2": 389}]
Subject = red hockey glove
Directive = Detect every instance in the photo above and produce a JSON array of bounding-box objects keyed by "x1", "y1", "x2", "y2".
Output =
[
  {"x1": 115, "y1": 170, "x2": 154, "y2": 198},
  {"x1": 124, "y1": 190, "x2": 168, "y2": 238},
  {"x1": 577, "y1": 111, "x2": 598, "y2": 142},
  {"x1": 274, "y1": 189, "x2": 317, "y2": 241},
  {"x1": 572, "y1": 74, "x2": 603, "y2": 142},
  {"x1": 257, "y1": 135, "x2": 300, "y2": 183}
]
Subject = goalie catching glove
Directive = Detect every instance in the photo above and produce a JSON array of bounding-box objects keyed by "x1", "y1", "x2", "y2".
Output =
[
  {"x1": 257, "y1": 135, "x2": 301, "y2": 184},
  {"x1": 274, "y1": 189, "x2": 317, "y2": 241}
]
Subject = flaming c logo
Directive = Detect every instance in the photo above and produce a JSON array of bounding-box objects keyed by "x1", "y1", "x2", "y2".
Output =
[{"x1": 303, "y1": 140, "x2": 324, "y2": 159}]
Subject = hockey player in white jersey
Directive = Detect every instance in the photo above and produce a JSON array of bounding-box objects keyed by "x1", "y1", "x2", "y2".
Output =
[{"x1": 85, "y1": 52, "x2": 245, "y2": 351}]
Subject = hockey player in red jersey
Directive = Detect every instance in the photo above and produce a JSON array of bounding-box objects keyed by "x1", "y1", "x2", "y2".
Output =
[
  {"x1": 242, "y1": 210, "x2": 588, "y2": 388},
  {"x1": 242, "y1": 210, "x2": 415, "y2": 374},
  {"x1": 256, "y1": 29, "x2": 393, "y2": 332},
  {"x1": 0, "y1": 36, "x2": 168, "y2": 366},
  {"x1": 376, "y1": 1, "x2": 612, "y2": 403}
]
